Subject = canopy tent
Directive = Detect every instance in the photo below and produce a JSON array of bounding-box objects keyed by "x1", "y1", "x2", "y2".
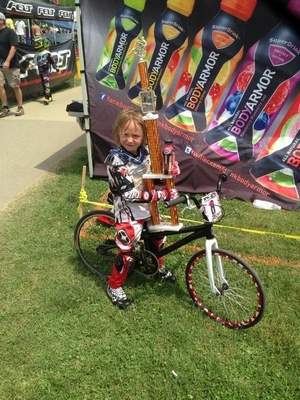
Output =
[
  {"x1": 44, "y1": 19, "x2": 76, "y2": 31},
  {"x1": 0, "y1": 0, "x2": 74, "y2": 21}
]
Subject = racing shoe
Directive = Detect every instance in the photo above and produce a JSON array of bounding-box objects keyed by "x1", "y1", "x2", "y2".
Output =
[
  {"x1": 158, "y1": 268, "x2": 176, "y2": 283},
  {"x1": 106, "y1": 285, "x2": 133, "y2": 309},
  {"x1": 44, "y1": 96, "x2": 53, "y2": 105}
]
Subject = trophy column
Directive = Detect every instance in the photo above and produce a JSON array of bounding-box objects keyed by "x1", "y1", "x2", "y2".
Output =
[{"x1": 136, "y1": 38, "x2": 182, "y2": 231}]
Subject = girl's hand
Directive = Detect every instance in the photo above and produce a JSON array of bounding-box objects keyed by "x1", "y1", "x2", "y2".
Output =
[{"x1": 168, "y1": 188, "x2": 179, "y2": 200}]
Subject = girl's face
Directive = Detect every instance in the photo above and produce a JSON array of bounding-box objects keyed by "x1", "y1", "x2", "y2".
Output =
[{"x1": 119, "y1": 119, "x2": 144, "y2": 154}]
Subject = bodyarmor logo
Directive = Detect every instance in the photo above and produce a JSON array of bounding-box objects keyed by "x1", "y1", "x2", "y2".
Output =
[
  {"x1": 287, "y1": 139, "x2": 300, "y2": 168},
  {"x1": 109, "y1": 32, "x2": 128, "y2": 74},
  {"x1": 58, "y1": 10, "x2": 73, "y2": 19},
  {"x1": 186, "y1": 51, "x2": 220, "y2": 110},
  {"x1": 6, "y1": 1, "x2": 33, "y2": 14},
  {"x1": 37, "y1": 6, "x2": 55, "y2": 17},
  {"x1": 148, "y1": 42, "x2": 170, "y2": 89},
  {"x1": 229, "y1": 69, "x2": 276, "y2": 136}
]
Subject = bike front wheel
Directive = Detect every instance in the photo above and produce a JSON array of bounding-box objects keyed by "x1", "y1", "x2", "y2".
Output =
[
  {"x1": 186, "y1": 248, "x2": 265, "y2": 329},
  {"x1": 74, "y1": 209, "x2": 116, "y2": 278}
]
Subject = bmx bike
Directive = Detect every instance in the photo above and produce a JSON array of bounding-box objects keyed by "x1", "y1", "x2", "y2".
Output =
[{"x1": 74, "y1": 174, "x2": 265, "y2": 329}]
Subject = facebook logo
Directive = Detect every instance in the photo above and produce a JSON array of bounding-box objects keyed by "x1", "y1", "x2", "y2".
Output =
[{"x1": 185, "y1": 146, "x2": 192, "y2": 155}]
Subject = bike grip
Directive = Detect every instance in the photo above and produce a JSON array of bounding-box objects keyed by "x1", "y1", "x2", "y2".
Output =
[{"x1": 165, "y1": 195, "x2": 187, "y2": 208}]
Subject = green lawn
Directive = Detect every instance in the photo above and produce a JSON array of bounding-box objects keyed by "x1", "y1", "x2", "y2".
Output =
[{"x1": 0, "y1": 148, "x2": 299, "y2": 400}]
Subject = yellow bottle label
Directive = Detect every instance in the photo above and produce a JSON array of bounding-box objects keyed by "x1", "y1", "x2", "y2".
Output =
[{"x1": 162, "y1": 24, "x2": 181, "y2": 41}]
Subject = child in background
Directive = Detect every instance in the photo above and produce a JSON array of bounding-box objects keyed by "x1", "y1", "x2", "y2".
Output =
[
  {"x1": 105, "y1": 108, "x2": 179, "y2": 309},
  {"x1": 33, "y1": 37, "x2": 58, "y2": 105}
]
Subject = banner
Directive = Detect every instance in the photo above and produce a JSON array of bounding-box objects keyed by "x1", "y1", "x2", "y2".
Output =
[
  {"x1": 79, "y1": 0, "x2": 300, "y2": 210},
  {"x1": 0, "y1": 0, "x2": 74, "y2": 20},
  {"x1": 16, "y1": 39, "x2": 75, "y2": 97}
]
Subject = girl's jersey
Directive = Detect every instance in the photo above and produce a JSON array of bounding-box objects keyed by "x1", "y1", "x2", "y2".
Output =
[{"x1": 105, "y1": 145, "x2": 151, "y2": 223}]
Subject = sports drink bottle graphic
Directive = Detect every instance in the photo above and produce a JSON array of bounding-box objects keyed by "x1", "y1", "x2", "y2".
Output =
[
  {"x1": 250, "y1": 94, "x2": 300, "y2": 202},
  {"x1": 95, "y1": 0, "x2": 146, "y2": 90},
  {"x1": 128, "y1": 0, "x2": 195, "y2": 110},
  {"x1": 203, "y1": 0, "x2": 300, "y2": 164},
  {"x1": 163, "y1": 139, "x2": 175, "y2": 174},
  {"x1": 165, "y1": 0, "x2": 257, "y2": 133}
]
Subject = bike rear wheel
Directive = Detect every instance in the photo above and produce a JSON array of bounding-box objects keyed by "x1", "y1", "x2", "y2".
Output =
[
  {"x1": 74, "y1": 209, "x2": 116, "y2": 278},
  {"x1": 186, "y1": 248, "x2": 265, "y2": 329}
]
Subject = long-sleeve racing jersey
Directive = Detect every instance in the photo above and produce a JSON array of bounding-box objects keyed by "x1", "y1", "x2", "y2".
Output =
[{"x1": 105, "y1": 145, "x2": 152, "y2": 223}]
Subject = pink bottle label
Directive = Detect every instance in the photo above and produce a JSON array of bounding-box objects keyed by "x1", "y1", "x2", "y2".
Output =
[{"x1": 269, "y1": 45, "x2": 296, "y2": 67}]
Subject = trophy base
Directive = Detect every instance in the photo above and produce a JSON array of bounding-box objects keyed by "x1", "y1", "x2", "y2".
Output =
[
  {"x1": 143, "y1": 173, "x2": 172, "y2": 180},
  {"x1": 142, "y1": 112, "x2": 159, "y2": 121},
  {"x1": 147, "y1": 223, "x2": 183, "y2": 233}
]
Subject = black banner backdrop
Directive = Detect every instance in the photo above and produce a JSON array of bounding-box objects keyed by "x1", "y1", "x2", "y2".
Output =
[
  {"x1": 78, "y1": 0, "x2": 300, "y2": 210},
  {"x1": 14, "y1": 39, "x2": 76, "y2": 98}
]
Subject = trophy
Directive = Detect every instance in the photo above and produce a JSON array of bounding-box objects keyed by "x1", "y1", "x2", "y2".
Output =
[{"x1": 135, "y1": 37, "x2": 182, "y2": 231}]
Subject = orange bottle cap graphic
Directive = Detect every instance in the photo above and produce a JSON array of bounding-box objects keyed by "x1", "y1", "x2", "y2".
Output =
[
  {"x1": 167, "y1": 0, "x2": 195, "y2": 17},
  {"x1": 221, "y1": 0, "x2": 257, "y2": 21}
]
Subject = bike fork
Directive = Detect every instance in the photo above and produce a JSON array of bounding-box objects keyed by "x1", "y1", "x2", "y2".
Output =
[{"x1": 205, "y1": 239, "x2": 228, "y2": 295}]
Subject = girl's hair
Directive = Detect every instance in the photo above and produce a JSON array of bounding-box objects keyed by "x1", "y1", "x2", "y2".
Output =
[{"x1": 113, "y1": 108, "x2": 147, "y2": 145}]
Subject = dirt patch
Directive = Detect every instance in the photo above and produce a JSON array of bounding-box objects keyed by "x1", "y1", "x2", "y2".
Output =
[{"x1": 244, "y1": 255, "x2": 300, "y2": 270}]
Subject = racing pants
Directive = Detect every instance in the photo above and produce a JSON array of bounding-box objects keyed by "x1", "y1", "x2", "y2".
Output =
[{"x1": 107, "y1": 219, "x2": 165, "y2": 288}]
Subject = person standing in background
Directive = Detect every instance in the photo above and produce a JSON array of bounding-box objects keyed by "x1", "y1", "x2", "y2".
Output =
[
  {"x1": 32, "y1": 37, "x2": 59, "y2": 105},
  {"x1": 31, "y1": 20, "x2": 42, "y2": 38},
  {"x1": 0, "y1": 12, "x2": 24, "y2": 117},
  {"x1": 15, "y1": 19, "x2": 26, "y2": 43},
  {"x1": 5, "y1": 18, "x2": 15, "y2": 31}
]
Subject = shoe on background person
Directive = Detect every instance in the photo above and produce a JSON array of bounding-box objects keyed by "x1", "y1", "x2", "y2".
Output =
[
  {"x1": 15, "y1": 106, "x2": 24, "y2": 116},
  {"x1": 44, "y1": 96, "x2": 53, "y2": 105},
  {"x1": 0, "y1": 106, "x2": 10, "y2": 118}
]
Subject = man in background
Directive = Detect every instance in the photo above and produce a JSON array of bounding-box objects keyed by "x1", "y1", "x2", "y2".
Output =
[{"x1": 0, "y1": 12, "x2": 24, "y2": 117}]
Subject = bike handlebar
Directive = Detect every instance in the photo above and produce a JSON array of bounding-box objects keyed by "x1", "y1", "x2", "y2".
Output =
[
  {"x1": 165, "y1": 173, "x2": 228, "y2": 209},
  {"x1": 165, "y1": 194, "x2": 189, "y2": 208}
]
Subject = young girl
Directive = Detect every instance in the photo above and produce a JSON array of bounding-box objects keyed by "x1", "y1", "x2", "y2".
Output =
[{"x1": 105, "y1": 108, "x2": 179, "y2": 309}]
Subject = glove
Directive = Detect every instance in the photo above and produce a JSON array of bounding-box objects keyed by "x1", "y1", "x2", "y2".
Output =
[
  {"x1": 149, "y1": 189, "x2": 168, "y2": 202},
  {"x1": 171, "y1": 161, "x2": 180, "y2": 177},
  {"x1": 168, "y1": 188, "x2": 179, "y2": 201}
]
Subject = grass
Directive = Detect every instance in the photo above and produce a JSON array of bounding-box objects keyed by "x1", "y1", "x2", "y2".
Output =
[{"x1": 0, "y1": 147, "x2": 299, "y2": 400}]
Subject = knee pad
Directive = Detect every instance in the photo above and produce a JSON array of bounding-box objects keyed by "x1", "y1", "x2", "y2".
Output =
[{"x1": 116, "y1": 229, "x2": 133, "y2": 252}]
